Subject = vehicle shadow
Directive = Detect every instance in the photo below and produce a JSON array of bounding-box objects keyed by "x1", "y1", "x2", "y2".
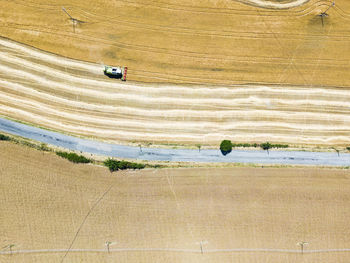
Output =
[{"x1": 104, "y1": 72, "x2": 122, "y2": 79}]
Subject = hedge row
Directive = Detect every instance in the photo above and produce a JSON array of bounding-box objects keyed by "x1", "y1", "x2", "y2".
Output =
[
  {"x1": 56, "y1": 151, "x2": 91, "y2": 163},
  {"x1": 220, "y1": 140, "x2": 289, "y2": 155},
  {"x1": 269, "y1": 143, "x2": 289, "y2": 148},
  {"x1": 104, "y1": 158, "x2": 146, "y2": 172},
  {"x1": 231, "y1": 142, "x2": 288, "y2": 148},
  {"x1": 0, "y1": 134, "x2": 11, "y2": 141},
  {"x1": 231, "y1": 143, "x2": 259, "y2": 148}
]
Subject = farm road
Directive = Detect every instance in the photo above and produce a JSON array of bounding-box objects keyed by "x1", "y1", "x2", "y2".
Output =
[{"x1": 1, "y1": 117, "x2": 350, "y2": 165}]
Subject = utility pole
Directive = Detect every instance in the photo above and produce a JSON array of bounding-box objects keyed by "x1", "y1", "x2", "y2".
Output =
[
  {"x1": 3, "y1": 244, "x2": 15, "y2": 255},
  {"x1": 297, "y1": 241, "x2": 308, "y2": 254},
  {"x1": 9, "y1": 244, "x2": 14, "y2": 255},
  {"x1": 318, "y1": 2, "x2": 335, "y2": 27},
  {"x1": 332, "y1": 147, "x2": 340, "y2": 157},
  {"x1": 197, "y1": 240, "x2": 208, "y2": 254},
  {"x1": 105, "y1": 241, "x2": 112, "y2": 253},
  {"x1": 62, "y1": 7, "x2": 86, "y2": 33}
]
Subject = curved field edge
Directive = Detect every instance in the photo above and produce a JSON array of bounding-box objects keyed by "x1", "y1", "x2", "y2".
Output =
[{"x1": 236, "y1": 0, "x2": 310, "y2": 9}]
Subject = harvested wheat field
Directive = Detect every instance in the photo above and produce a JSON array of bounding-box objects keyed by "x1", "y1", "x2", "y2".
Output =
[
  {"x1": 1, "y1": 141, "x2": 350, "y2": 262},
  {"x1": 1, "y1": 0, "x2": 350, "y2": 147},
  {"x1": 1, "y1": 0, "x2": 350, "y2": 86},
  {"x1": 2, "y1": 36, "x2": 350, "y2": 147}
]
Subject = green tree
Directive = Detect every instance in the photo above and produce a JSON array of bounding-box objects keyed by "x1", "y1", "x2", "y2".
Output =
[
  {"x1": 261, "y1": 142, "x2": 272, "y2": 155},
  {"x1": 220, "y1": 140, "x2": 232, "y2": 156}
]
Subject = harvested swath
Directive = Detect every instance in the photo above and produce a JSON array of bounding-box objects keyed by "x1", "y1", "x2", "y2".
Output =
[{"x1": 1, "y1": 37, "x2": 350, "y2": 147}]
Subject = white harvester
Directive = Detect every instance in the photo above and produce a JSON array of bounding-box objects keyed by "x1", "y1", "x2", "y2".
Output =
[{"x1": 103, "y1": 66, "x2": 127, "y2": 81}]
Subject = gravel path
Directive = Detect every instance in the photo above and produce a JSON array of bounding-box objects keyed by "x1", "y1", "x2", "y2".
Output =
[{"x1": 1, "y1": 117, "x2": 350, "y2": 165}]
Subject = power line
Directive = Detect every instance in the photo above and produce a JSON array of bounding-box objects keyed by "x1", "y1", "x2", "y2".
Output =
[
  {"x1": 318, "y1": 2, "x2": 335, "y2": 27},
  {"x1": 62, "y1": 7, "x2": 86, "y2": 33}
]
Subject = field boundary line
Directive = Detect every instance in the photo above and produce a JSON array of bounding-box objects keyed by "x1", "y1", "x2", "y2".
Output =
[
  {"x1": 60, "y1": 185, "x2": 114, "y2": 262},
  {"x1": 2, "y1": 247, "x2": 350, "y2": 255}
]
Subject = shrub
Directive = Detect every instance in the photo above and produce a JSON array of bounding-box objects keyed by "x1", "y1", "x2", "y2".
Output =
[
  {"x1": 260, "y1": 142, "x2": 288, "y2": 153},
  {"x1": 39, "y1": 143, "x2": 50, "y2": 151},
  {"x1": 347, "y1": 147, "x2": 350, "y2": 152},
  {"x1": 0, "y1": 134, "x2": 10, "y2": 141},
  {"x1": 220, "y1": 140, "x2": 232, "y2": 156},
  {"x1": 56, "y1": 151, "x2": 91, "y2": 163},
  {"x1": 104, "y1": 158, "x2": 146, "y2": 172},
  {"x1": 229, "y1": 142, "x2": 288, "y2": 149}
]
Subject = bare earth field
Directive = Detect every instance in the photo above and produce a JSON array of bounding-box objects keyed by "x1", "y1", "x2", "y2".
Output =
[
  {"x1": 1, "y1": 0, "x2": 350, "y2": 147},
  {"x1": 2, "y1": 141, "x2": 350, "y2": 262}
]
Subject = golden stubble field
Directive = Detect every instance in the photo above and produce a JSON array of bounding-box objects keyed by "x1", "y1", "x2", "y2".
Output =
[
  {"x1": 1, "y1": 0, "x2": 350, "y2": 86},
  {"x1": 2, "y1": 0, "x2": 350, "y2": 147},
  {"x1": 1, "y1": 141, "x2": 350, "y2": 262}
]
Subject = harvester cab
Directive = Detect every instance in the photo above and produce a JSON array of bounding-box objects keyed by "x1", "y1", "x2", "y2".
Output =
[{"x1": 104, "y1": 66, "x2": 128, "y2": 81}]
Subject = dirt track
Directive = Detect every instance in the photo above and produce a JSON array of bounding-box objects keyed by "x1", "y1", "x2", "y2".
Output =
[
  {"x1": 1, "y1": 37, "x2": 350, "y2": 147},
  {"x1": 2, "y1": 142, "x2": 350, "y2": 263}
]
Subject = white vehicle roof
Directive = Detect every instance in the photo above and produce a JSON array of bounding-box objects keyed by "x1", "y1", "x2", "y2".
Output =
[{"x1": 112, "y1": 67, "x2": 122, "y2": 74}]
